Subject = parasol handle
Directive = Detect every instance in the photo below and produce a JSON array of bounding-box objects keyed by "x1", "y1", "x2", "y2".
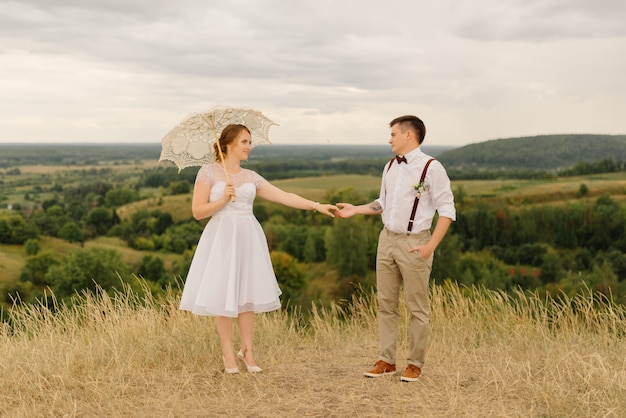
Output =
[{"x1": 211, "y1": 120, "x2": 235, "y2": 202}]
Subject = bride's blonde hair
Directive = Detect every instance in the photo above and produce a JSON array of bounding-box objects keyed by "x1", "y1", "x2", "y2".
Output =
[{"x1": 214, "y1": 124, "x2": 251, "y2": 161}]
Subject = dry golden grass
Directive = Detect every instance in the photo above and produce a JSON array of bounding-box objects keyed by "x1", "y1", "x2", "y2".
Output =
[{"x1": 2, "y1": 282, "x2": 625, "y2": 417}]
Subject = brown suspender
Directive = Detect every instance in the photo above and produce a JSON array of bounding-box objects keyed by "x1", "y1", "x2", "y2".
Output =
[
  {"x1": 386, "y1": 157, "x2": 436, "y2": 232},
  {"x1": 386, "y1": 157, "x2": 396, "y2": 172},
  {"x1": 407, "y1": 158, "x2": 435, "y2": 232}
]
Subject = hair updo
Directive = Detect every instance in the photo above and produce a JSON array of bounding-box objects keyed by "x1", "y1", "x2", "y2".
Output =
[{"x1": 213, "y1": 124, "x2": 251, "y2": 161}]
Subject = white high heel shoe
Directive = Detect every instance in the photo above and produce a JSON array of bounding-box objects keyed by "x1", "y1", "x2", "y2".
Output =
[
  {"x1": 222, "y1": 356, "x2": 239, "y2": 374},
  {"x1": 237, "y1": 349, "x2": 263, "y2": 373}
]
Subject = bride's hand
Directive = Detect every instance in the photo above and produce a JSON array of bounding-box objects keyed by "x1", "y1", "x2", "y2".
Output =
[
  {"x1": 224, "y1": 183, "x2": 236, "y2": 202},
  {"x1": 315, "y1": 203, "x2": 339, "y2": 217}
]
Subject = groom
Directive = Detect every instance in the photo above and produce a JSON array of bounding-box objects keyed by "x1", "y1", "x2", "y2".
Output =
[{"x1": 336, "y1": 115, "x2": 456, "y2": 382}]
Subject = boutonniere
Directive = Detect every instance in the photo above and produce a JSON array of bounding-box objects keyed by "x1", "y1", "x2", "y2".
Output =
[{"x1": 413, "y1": 181, "x2": 429, "y2": 198}]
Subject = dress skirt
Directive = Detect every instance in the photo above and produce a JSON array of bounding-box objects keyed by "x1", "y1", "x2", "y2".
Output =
[{"x1": 179, "y1": 210, "x2": 282, "y2": 317}]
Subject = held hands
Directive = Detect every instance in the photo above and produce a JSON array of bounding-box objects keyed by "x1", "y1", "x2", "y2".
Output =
[
  {"x1": 314, "y1": 203, "x2": 339, "y2": 217},
  {"x1": 334, "y1": 203, "x2": 356, "y2": 218}
]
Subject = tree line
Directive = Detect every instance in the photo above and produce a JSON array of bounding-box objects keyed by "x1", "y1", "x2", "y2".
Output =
[{"x1": 2, "y1": 163, "x2": 626, "y2": 317}]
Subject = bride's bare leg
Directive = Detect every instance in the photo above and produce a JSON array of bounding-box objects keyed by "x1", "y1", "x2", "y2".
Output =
[
  {"x1": 237, "y1": 311, "x2": 257, "y2": 366},
  {"x1": 215, "y1": 316, "x2": 236, "y2": 368}
]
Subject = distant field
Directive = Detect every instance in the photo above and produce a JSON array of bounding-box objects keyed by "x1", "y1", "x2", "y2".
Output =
[
  {"x1": 117, "y1": 194, "x2": 193, "y2": 223},
  {"x1": 0, "y1": 245, "x2": 23, "y2": 286},
  {"x1": 117, "y1": 172, "x2": 626, "y2": 221},
  {"x1": 271, "y1": 174, "x2": 381, "y2": 201},
  {"x1": 273, "y1": 172, "x2": 626, "y2": 204},
  {"x1": 453, "y1": 172, "x2": 626, "y2": 204},
  {"x1": 261, "y1": 172, "x2": 626, "y2": 205},
  {"x1": 2, "y1": 159, "x2": 164, "y2": 209},
  {"x1": 16, "y1": 160, "x2": 161, "y2": 175}
]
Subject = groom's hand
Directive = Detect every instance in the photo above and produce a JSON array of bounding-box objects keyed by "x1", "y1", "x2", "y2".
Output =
[{"x1": 335, "y1": 203, "x2": 356, "y2": 218}]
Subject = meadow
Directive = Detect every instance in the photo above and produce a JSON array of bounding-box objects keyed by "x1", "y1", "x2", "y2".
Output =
[
  {"x1": 1, "y1": 281, "x2": 625, "y2": 417},
  {"x1": 2, "y1": 149, "x2": 626, "y2": 417}
]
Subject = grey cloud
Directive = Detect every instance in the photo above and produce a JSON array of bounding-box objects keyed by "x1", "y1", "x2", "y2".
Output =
[
  {"x1": 1, "y1": 0, "x2": 624, "y2": 144},
  {"x1": 1, "y1": 0, "x2": 402, "y2": 91},
  {"x1": 453, "y1": 0, "x2": 626, "y2": 42}
]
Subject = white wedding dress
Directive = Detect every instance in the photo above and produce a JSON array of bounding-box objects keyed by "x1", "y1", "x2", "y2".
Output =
[{"x1": 179, "y1": 163, "x2": 282, "y2": 317}]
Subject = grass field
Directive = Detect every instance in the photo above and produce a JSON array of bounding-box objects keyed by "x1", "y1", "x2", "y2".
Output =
[
  {"x1": 1, "y1": 282, "x2": 624, "y2": 417},
  {"x1": 271, "y1": 174, "x2": 381, "y2": 201},
  {"x1": 452, "y1": 172, "x2": 626, "y2": 205},
  {"x1": 2, "y1": 162, "x2": 626, "y2": 416},
  {"x1": 116, "y1": 194, "x2": 194, "y2": 223},
  {"x1": 272, "y1": 172, "x2": 626, "y2": 205},
  {"x1": 0, "y1": 245, "x2": 23, "y2": 286}
]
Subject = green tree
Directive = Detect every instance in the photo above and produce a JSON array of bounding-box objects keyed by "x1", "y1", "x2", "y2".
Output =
[
  {"x1": 85, "y1": 207, "x2": 115, "y2": 235},
  {"x1": 605, "y1": 250, "x2": 626, "y2": 281},
  {"x1": 1, "y1": 280, "x2": 35, "y2": 306},
  {"x1": 169, "y1": 180, "x2": 191, "y2": 195},
  {"x1": 325, "y1": 217, "x2": 368, "y2": 278},
  {"x1": 457, "y1": 251, "x2": 511, "y2": 290},
  {"x1": 0, "y1": 212, "x2": 39, "y2": 244},
  {"x1": 31, "y1": 204, "x2": 71, "y2": 237},
  {"x1": 554, "y1": 205, "x2": 578, "y2": 248},
  {"x1": 589, "y1": 195, "x2": 625, "y2": 251},
  {"x1": 262, "y1": 216, "x2": 288, "y2": 251},
  {"x1": 67, "y1": 201, "x2": 87, "y2": 221},
  {"x1": 105, "y1": 187, "x2": 140, "y2": 207},
  {"x1": 159, "y1": 220, "x2": 203, "y2": 253},
  {"x1": 517, "y1": 243, "x2": 546, "y2": 266},
  {"x1": 540, "y1": 251, "x2": 562, "y2": 284},
  {"x1": 173, "y1": 249, "x2": 195, "y2": 278},
  {"x1": 303, "y1": 233, "x2": 318, "y2": 263},
  {"x1": 455, "y1": 202, "x2": 497, "y2": 250},
  {"x1": 24, "y1": 238, "x2": 41, "y2": 255},
  {"x1": 45, "y1": 247, "x2": 130, "y2": 298},
  {"x1": 277, "y1": 225, "x2": 309, "y2": 261},
  {"x1": 431, "y1": 233, "x2": 462, "y2": 284},
  {"x1": 19, "y1": 251, "x2": 59, "y2": 286},
  {"x1": 58, "y1": 221, "x2": 84, "y2": 244},
  {"x1": 270, "y1": 251, "x2": 307, "y2": 307},
  {"x1": 137, "y1": 255, "x2": 169, "y2": 286}
]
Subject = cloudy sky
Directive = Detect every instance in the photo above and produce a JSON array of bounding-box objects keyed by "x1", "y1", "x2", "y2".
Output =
[{"x1": 1, "y1": 0, "x2": 625, "y2": 147}]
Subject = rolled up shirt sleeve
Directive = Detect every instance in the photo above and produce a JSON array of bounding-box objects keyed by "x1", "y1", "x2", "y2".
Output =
[
  {"x1": 375, "y1": 165, "x2": 388, "y2": 212},
  {"x1": 429, "y1": 161, "x2": 456, "y2": 221}
]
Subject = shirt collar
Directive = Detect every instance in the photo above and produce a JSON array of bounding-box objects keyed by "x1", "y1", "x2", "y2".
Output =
[{"x1": 403, "y1": 146, "x2": 424, "y2": 163}]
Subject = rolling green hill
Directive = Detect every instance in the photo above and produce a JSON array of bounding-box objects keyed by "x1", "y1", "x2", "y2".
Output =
[{"x1": 437, "y1": 134, "x2": 626, "y2": 171}]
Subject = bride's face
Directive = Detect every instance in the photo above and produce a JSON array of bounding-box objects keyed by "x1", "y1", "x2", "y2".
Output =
[{"x1": 228, "y1": 130, "x2": 252, "y2": 161}]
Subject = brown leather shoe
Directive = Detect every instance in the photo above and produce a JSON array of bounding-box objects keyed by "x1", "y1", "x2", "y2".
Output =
[
  {"x1": 400, "y1": 364, "x2": 422, "y2": 382},
  {"x1": 364, "y1": 360, "x2": 396, "y2": 377}
]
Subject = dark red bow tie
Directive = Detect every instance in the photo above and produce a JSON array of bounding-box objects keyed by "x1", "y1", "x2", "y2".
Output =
[{"x1": 396, "y1": 155, "x2": 407, "y2": 164}]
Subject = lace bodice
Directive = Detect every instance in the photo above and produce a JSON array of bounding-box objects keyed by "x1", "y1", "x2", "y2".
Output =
[{"x1": 195, "y1": 163, "x2": 267, "y2": 211}]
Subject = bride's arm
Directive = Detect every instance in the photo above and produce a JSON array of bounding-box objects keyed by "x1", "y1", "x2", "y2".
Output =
[
  {"x1": 191, "y1": 180, "x2": 235, "y2": 220},
  {"x1": 256, "y1": 181, "x2": 337, "y2": 217}
]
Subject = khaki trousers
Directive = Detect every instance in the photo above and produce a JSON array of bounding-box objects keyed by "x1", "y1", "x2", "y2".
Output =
[{"x1": 376, "y1": 228, "x2": 432, "y2": 368}]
